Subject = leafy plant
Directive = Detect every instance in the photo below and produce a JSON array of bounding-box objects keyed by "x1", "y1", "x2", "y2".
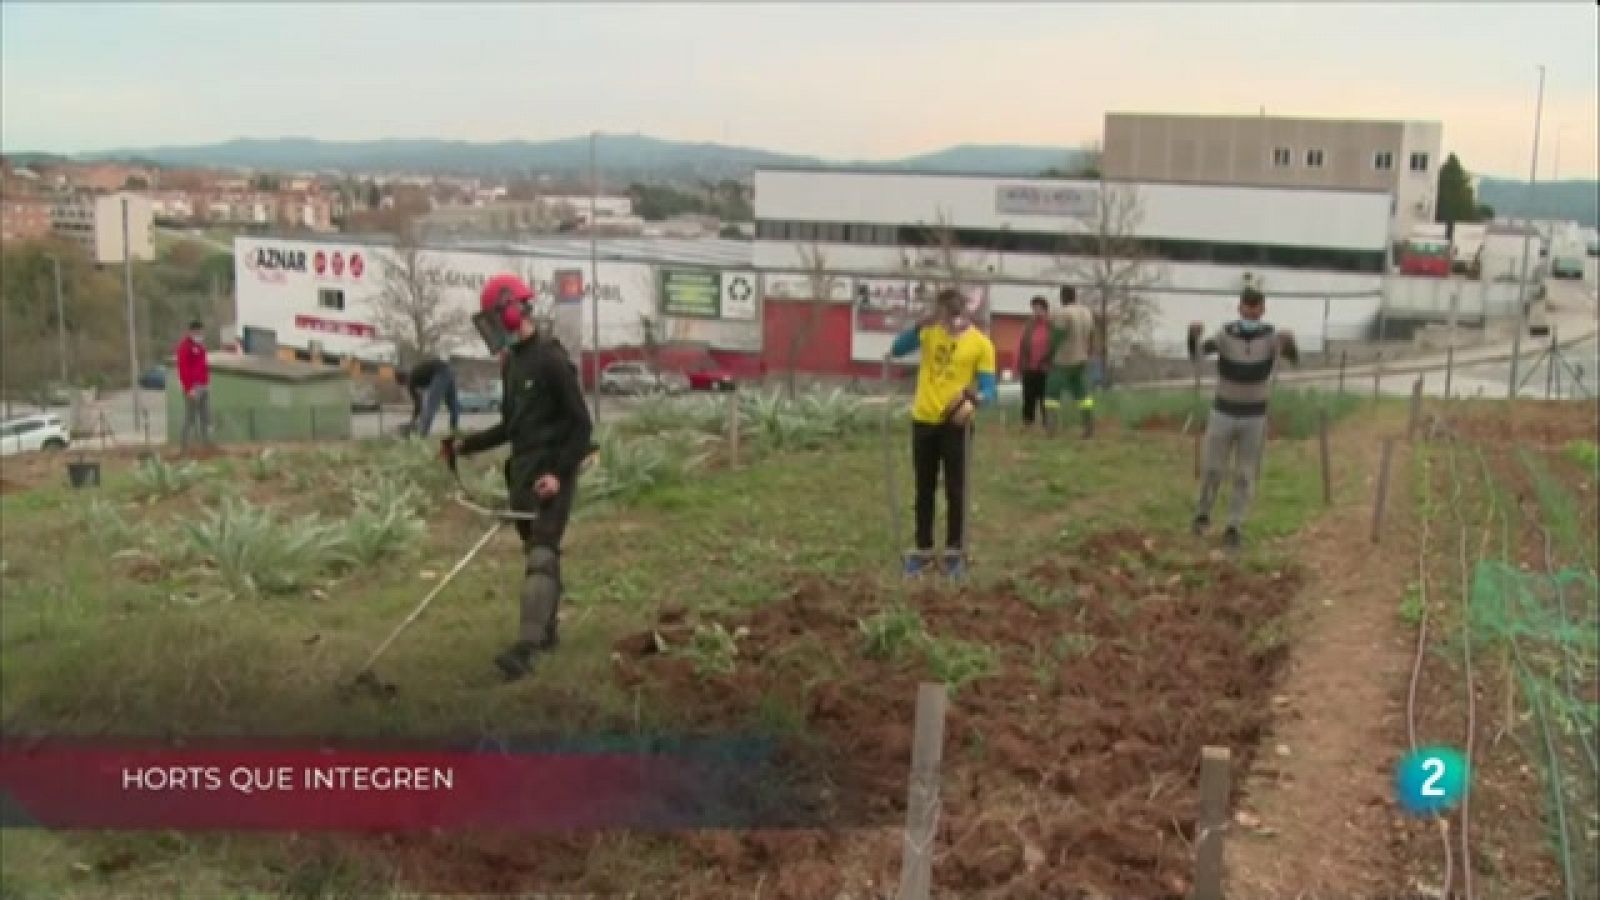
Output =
[
  {"x1": 81, "y1": 497, "x2": 137, "y2": 552},
  {"x1": 132, "y1": 456, "x2": 202, "y2": 498},
  {"x1": 177, "y1": 497, "x2": 350, "y2": 596},
  {"x1": 676, "y1": 622, "x2": 746, "y2": 676},
  {"x1": 1015, "y1": 576, "x2": 1073, "y2": 610},
  {"x1": 1399, "y1": 581, "x2": 1425, "y2": 626},
  {"x1": 1563, "y1": 440, "x2": 1598, "y2": 472},
  {"x1": 248, "y1": 448, "x2": 280, "y2": 482},
  {"x1": 857, "y1": 605, "x2": 926, "y2": 660},
  {"x1": 920, "y1": 635, "x2": 996, "y2": 694},
  {"x1": 344, "y1": 475, "x2": 425, "y2": 564}
]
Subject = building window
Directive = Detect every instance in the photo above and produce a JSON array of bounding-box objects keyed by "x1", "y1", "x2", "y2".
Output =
[
  {"x1": 1306, "y1": 149, "x2": 1325, "y2": 168},
  {"x1": 318, "y1": 288, "x2": 345, "y2": 311},
  {"x1": 1271, "y1": 147, "x2": 1293, "y2": 168},
  {"x1": 1409, "y1": 152, "x2": 1430, "y2": 173},
  {"x1": 1374, "y1": 151, "x2": 1395, "y2": 171}
]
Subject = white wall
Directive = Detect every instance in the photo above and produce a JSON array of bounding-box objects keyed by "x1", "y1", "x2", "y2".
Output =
[
  {"x1": 755, "y1": 169, "x2": 1391, "y2": 251},
  {"x1": 753, "y1": 240, "x2": 1382, "y2": 355},
  {"x1": 1393, "y1": 122, "x2": 1443, "y2": 242}
]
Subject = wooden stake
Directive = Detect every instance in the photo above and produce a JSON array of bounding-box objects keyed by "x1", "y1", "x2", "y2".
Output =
[
  {"x1": 1318, "y1": 409, "x2": 1332, "y2": 506},
  {"x1": 1444, "y1": 345, "x2": 1455, "y2": 399},
  {"x1": 1193, "y1": 428, "x2": 1202, "y2": 481},
  {"x1": 897, "y1": 683, "x2": 948, "y2": 900},
  {"x1": 1407, "y1": 376, "x2": 1424, "y2": 441},
  {"x1": 726, "y1": 385, "x2": 741, "y2": 468},
  {"x1": 1373, "y1": 354, "x2": 1383, "y2": 403},
  {"x1": 1193, "y1": 745, "x2": 1231, "y2": 900},
  {"x1": 1371, "y1": 437, "x2": 1396, "y2": 544}
]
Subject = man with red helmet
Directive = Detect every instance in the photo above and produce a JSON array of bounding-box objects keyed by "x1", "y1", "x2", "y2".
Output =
[{"x1": 442, "y1": 273, "x2": 593, "y2": 680}]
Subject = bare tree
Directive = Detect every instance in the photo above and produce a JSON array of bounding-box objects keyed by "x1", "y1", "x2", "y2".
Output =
[
  {"x1": 1055, "y1": 181, "x2": 1161, "y2": 384},
  {"x1": 369, "y1": 227, "x2": 471, "y2": 367},
  {"x1": 786, "y1": 242, "x2": 841, "y2": 398},
  {"x1": 905, "y1": 208, "x2": 994, "y2": 325}
]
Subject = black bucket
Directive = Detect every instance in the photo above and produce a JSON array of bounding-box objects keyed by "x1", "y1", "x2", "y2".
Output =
[{"x1": 67, "y1": 461, "x2": 101, "y2": 489}]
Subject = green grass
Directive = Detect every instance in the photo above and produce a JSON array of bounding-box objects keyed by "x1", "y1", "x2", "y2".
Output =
[
  {"x1": 1096, "y1": 387, "x2": 1362, "y2": 439},
  {"x1": 0, "y1": 403, "x2": 1339, "y2": 897}
]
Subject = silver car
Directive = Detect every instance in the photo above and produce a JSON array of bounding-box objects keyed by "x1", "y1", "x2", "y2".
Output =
[{"x1": 598, "y1": 362, "x2": 689, "y2": 396}]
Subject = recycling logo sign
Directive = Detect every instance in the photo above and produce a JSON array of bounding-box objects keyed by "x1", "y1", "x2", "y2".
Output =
[{"x1": 720, "y1": 271, "x2": 758, "y2": 321}]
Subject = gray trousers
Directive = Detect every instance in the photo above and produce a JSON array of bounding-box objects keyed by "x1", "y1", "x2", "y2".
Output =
[
  {"x1": 1195, "y1": 409, "x2": 1267, "y2": 530},
  {"x1": 181, "y1": 387, "x2": 212, "y2": 450}
]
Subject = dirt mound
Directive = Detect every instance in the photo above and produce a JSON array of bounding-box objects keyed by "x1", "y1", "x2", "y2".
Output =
[
  {"x1": 375, "y1": 530, "x2": 1301, "y2": 897},
  {"x1": 1450, "y1": 402, "x2": 1596, "y2": 446}
]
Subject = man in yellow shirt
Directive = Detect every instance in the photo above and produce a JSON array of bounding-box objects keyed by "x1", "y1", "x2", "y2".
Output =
[{"x1": 885, "y1": 288, "x2": 998, "y2": 578}]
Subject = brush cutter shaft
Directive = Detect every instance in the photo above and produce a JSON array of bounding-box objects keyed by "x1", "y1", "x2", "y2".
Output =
[
  {"x1": 355, "y1": 521, "x2": 504, "y2": 675},
  {"x1": 453, "y1": 493, "x2": 541, "y2": 520}
]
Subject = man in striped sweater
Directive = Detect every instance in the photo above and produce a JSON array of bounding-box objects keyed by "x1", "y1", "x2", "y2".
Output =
[{"x1": 1187, "y1": 288, "x2": 1299, "y2": 551}]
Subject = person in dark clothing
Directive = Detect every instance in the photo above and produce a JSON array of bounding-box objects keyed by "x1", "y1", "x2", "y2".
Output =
[
  {"x1": 405, "y1": 357, "x2": 460, "y2": 438},
  {"x1": 1016, "y1": 296, "x2": 1052, "y2": 429},
  {"x1": 441, "y1": 274, "x2": 593, "y2": 680}
]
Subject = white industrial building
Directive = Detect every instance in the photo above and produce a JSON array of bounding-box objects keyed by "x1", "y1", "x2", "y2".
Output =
[
  {"x1": 51, "y1": 191, "x2": 155, "y2": 264},
  {"x1": 753, "y1": 167, "x2": 1392, "y2": 357}
]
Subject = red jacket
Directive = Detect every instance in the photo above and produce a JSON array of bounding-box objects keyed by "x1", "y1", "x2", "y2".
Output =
[{"x1": 176, "y1": 335, "x2": 209, "y2": 391}]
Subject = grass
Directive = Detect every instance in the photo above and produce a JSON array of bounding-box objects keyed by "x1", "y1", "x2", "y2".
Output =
[
  {"x1": 0, "y1": 399, "x2": 1337, "y2": 897},
  {"x1": 1097, "y1": 387, "x2": 1362, "y2": 439}
]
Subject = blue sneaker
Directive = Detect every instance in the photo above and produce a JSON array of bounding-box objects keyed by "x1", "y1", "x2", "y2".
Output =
[
  {"x1": 903, "y1": 552, "x2": 933, "y2": 578},
  {"x1": 942, "y1": 550, "x2": 967, "y2": 580}
]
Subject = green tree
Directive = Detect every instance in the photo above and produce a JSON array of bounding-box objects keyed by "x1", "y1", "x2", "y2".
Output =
[{"x1": 1435, "y1": 153, "x2": 1480, "y2": 223}]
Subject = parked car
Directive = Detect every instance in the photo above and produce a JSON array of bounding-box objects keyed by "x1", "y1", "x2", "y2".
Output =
[
  {"x1": 598, "y1": 362, "x2": 689, "y2": 396},
  {"x1": 138, "y1": 366, "x2": 166, "y2": 390},
  {"x1": 350, "y1": 382, "x2": 381, "y2": 413},
  {"x1": 0, "y1": 413, "x2": 71, "y2": 456},
  {"x1": 684, "y1": 360, "x2": 738, "y2": 392},
  {"x1": 458, "y1": 382, "x2": 501, "y2": 413}
]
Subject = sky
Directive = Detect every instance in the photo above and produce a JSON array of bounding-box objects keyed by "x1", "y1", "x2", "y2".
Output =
[{"x1": 2, "y1": 1, "x2": 1596, "y2": 179}]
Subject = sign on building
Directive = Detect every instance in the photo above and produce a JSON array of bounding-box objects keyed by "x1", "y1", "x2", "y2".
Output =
[
  {"x1": 659, "y1": 267, "x2": 722, "y2": 318},
  {"x1": 996, "y1": 184, "x2": 1098, "y2": 218},
  {"x1": 720, "y1": 271, "x2": 759, "y2": 321}
]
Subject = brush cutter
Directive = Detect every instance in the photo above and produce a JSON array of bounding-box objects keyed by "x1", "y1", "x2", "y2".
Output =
[{"x1": 340, "y1": 444, "x2": 599, "y2": 699}]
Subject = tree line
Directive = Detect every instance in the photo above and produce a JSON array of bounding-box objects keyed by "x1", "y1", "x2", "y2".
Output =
[{"x1": 0, "y1": 237, "x2": 233, "y2": 406}]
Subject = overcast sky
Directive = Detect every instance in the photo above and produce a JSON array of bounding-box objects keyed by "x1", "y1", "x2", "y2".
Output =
[{"x1": 3, "y1": 1, "x2": 1596, "y2": 179}]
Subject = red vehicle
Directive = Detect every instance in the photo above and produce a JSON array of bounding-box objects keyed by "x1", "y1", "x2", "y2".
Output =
[
  {"x1": 1399, "y1": 239, "x2": 1451, "y2": 278},
  {"x1": 684, "y1": 359, "x2": 738, "y2": 392}
]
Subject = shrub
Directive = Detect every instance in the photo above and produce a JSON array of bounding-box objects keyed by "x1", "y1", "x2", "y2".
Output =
[
  {"x1": 178, "y1": 498, "x2": 350, "y2": 597},
  {"x1": 857, "y1": 605, "x2": 926, "y2": 661},
  {"x1": 132, "y1": 457, "x2": 202, "y2": 499},
  {"x1": 344, "y1": 475, "x2": 426, "y2": 564}
]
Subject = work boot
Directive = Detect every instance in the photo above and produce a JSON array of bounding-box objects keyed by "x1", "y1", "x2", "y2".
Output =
[
  {"x1": 1222, "y1": 527, "x2": 1242, "y2": 552},
  {"x1": 494, "y1": 641, "x2": 537, "y2": 681},
  {"x1": 903, "y1": 552, "x2": 934, "y2": 579},
  {"x1": 942, "y1": 549, "x2": 967, "y2": 580},
  {"x1": 1191, "y1": 515, "x2": 1210, "y2": 536}
]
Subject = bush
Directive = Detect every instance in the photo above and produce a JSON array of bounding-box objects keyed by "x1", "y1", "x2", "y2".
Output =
[
  {"x1": 857, "y1": 605, "x2": 925, "y2": 661},
  {"x1": 132, "y1": 457, "x2": 203, "y2": 498},
  {"x1": 177, "y1": 497, "x2": 350, "y2": 597},
  {"x1": 343, "y1": 475, "x2": 426, "y2": 565}
]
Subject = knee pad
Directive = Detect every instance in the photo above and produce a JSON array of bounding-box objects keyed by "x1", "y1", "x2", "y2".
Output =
[{"x1": 525, "y1": 545, "x2": 559, "y2": 578}]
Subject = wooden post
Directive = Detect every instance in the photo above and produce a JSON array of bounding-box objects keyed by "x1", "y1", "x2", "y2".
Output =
[
  {"x1": 1371, "y1": 437, "x2": 1396, "y2": 544},
  {"x1": 1337, "y1": 350, "x2": 1347, "y2": 395},
  {"x1": 1545, "y1": 328, "x2": 1558, "y2": 399},
  {"x1": 1407, "y1": 376, "x2": 1423, "y2": 441},
  {"x1": 726, "y1": 385, "x2": 740, "y2": 468},
  {"x1": 1444, "y1": 344, "x2": 1455, "y2": 399},
  {"x1": 1318, "y1": 409, "x2": 1332, "y2": 506},
  {"x1": 1193, "y1": 745, "x2": 1231, "y2": 900},
  {"x1": 1372, "y1": 354, "x2": 1383, "y2": 403},
  {"x1": 1193, "y1": 428, "x2": 1202, "y2": 481},
  {"x1": 897, "y1": 683, "x2": 948, "y2": 900}
]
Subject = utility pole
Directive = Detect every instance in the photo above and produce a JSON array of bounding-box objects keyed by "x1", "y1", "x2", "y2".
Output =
[
  {"x1": 589, "y1": 131, "x2": 602, "y2": 425},
  {"x1": 124, "y1": 196, "x2": 142, "y2": 429},
  {"x1": 50, "y1": 255, "x2": 67, "y2": 385},
  {"x1": 1509, "y1": 65, "x2": 1545, "y2": 399}
]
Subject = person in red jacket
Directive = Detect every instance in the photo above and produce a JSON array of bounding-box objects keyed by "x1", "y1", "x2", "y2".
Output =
[{"x1": 176, "y1": 319, "x2": 212, "y2": 452}]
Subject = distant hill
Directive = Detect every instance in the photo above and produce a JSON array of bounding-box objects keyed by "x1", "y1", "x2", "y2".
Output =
[
  {"x1": 44, "y1": 135, "x2": 1082, "y2": 181},
  {"x1": 1478, "y1": 178, "x2": 1599, "y2": 228}
]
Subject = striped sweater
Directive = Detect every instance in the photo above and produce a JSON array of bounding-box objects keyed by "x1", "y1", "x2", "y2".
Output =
[{"x1": 1189, "y1": 320, "x2": 1291, "y2": 418}]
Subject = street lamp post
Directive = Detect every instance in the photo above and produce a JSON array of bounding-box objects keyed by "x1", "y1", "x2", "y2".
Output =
[
  {"x1": 1508, "y1": 65, "x2": 1545, "y2": 399},
  {"x1": 49, "y1": 255, "x2": 67, "y2": 385}
]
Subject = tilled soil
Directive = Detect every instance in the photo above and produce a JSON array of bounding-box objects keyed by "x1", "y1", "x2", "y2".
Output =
[{"x1": 370, "y1": 529, "x2": 1302, "y2": 898}]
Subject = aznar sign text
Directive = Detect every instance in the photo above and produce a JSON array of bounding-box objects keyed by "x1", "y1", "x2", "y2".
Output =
[{"x1": 253, "y1": 247, "x2": 308, "y2": 272}]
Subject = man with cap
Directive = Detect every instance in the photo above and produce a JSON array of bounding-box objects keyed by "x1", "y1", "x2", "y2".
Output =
[
  {"x1": 175, "y1": 318, "x2": 212, "y2": 453},
  {"x1": 442, "y1": 274, "x2": 594, "y2": 680}
]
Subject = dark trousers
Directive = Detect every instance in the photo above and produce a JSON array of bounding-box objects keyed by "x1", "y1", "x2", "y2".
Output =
[
  {"x1": 507, "y1": 456, "x2": 579, "y2": 646},
  {"x1": 1020, "y1": 369, "x2": 1048, "y2": 424},
  {"x1": 912, "y1": 421, "x2": 970, "y2": 552}
]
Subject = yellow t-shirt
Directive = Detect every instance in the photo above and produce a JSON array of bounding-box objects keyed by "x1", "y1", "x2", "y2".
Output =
[{"x1": 912, "y1": 325, "x2": 997, "y2": 424}]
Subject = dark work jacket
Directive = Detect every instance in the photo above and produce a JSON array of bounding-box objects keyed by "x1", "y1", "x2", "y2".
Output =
[{"x1": 458, "y1": 334, "x2": 593, "y2": 484}]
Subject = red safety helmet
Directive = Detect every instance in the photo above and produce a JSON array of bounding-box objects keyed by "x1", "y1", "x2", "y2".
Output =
[{"x1": 479, "y1": 274, "x2": 536, "y2": 332}]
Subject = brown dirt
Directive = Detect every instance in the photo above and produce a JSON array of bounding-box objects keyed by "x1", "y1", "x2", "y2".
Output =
[
  {"x1": 1448, "y1": 399, "x2": 1598, "y2": 446},
  {"x1": 371, "y1": 530, "x2": 1303, "y2": 898},
  {"x1": 1225, "y1": 415, "x2": 1418, "y2": 896}
]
